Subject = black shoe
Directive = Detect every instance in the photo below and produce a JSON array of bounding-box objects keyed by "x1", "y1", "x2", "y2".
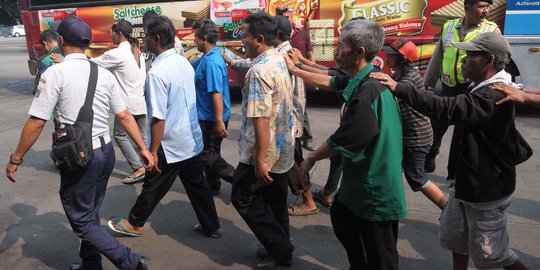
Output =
[
  {"x1": 210, "y1": 188, "x2": 221, "y2": 196},
  {"x1": 302, "y1": 140, "x2": 315, "y2": 151},
  {"x1": 256, "y1": 253, "x2": 293, "y2": 269},
  {"x1": 193, "y1": 224, "x2": 223, "y2": 238},
  {"x1": 136, "y1": 257, "x2": 149, "y2": 270},
  {"x1": 424, "y1": 158, "x2": 436, "y2": 173},
  {"x1": 256, "y1": 245, "x2": 268, "y2": 258}
]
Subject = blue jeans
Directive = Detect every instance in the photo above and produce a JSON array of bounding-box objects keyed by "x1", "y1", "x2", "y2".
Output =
[
  {"x1": 402, "y1": 145, "x2": 431, "y2": 192},
  {"x1": 59, "y1": 141, "x2": 141, "y2": 270}
]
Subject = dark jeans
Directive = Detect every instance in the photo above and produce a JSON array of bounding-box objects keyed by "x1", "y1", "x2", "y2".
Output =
[
  {"x1": 59, "y1": 142, "x2": 141, "y2": 270},
  {"x1": 199, "y1": 120, "x2": 235, "y2": 190},
  {"x1": 231, "y1": 163, "x2": 293, "y2": 258},
  {"x1": 322, "y1": 154, "x2": 343, "y2": 195},
  {"x1": 128, "y1": 146, "x2": 220, "y2": 233},
  {"x1": 331, "y1": 199, "x2": 399, "y2": 270},
  {"x1": 427, "y1": 82, "x2": 470, "y2": 166},
  {"x1": 403, "y1": 145, "x2": 431, "y2": 192}
]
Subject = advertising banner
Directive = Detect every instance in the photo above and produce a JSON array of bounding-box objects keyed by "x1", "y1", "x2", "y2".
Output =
[{"x1": 505, "y1": 0, "x2": 540, "y2": 34}]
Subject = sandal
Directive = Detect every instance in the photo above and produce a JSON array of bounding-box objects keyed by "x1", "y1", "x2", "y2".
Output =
[
  {"x1": 107, "y1": 218, "x2": 142, "y2": 237},
  {"x1": 313, "y1": 189, "x2": 333, "y2": 208},
  {"x1": 288, "y1": 205, "x2": 319, "y2": 216},
  {"x1": 122, "y1": 173, "x2": 145, "y2": 184}
]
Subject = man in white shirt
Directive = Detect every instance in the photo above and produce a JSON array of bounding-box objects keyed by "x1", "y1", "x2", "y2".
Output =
[
  {"x1": 5, "y1": 16, "x2": 151, "y2": 270},
  {"x1": 107, "y1": 15, "x2": 223, "y2": 240},
  {"x1": 91, "y1": 19, "x2": 148, "y2": 184}
]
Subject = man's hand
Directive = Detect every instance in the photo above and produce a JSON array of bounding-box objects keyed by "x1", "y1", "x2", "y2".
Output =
[
  {"x1": 6, "y1": 162, "x2": 19, "y2": 183},
  {"x1": 140, "y1": 149, "x2": 155, "y2": 171},
  {"x1": 255, "y1": 162, "x2": 273, "y2": 185},
  {"x1": 283, "y1": 54, "x2": 298, "y2": 73},
  {"x1": 51, "y1": 53, "x2": 63, "y2": 63},
  {"x1": 148, "y1": 152, "x2": 161, "y2": 174},
  {"x1": 215, "y1": 120, "x2": 229, "y2": 137},
  {"x1": 221, "y1": 52, "x2": 232, "y2": 65},
  {"x1": 288, "y1": 48, "x2": 301, "y2": 65},
  {"x1": 300, "y1": 156, "x2": 316, "y2": 174},
  {"x1": 491, "y1": 83, "x2": 526, "y2": 105},
  {"x1": 370, "y1": 72, "x2": 397, "y2": 91}
]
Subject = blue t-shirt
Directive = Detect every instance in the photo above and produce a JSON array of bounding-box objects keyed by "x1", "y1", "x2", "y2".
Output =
[{"x1": 191, "y1": 47, "x2": 231, "y2": 121}]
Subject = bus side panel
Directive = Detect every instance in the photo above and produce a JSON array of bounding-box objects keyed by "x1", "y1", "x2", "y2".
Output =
[{"x1": 22, "y1": 10, "x2": 42, "y2": 75}]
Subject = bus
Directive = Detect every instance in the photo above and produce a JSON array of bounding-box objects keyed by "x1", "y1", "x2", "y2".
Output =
[{"x1": 20, "y1": 0, "x2": 540, "y2": 89}]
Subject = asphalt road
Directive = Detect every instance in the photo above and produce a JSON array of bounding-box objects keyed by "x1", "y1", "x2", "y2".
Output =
[{"x1": 0, "y1": 37, "x2": 539, "y2": 270}]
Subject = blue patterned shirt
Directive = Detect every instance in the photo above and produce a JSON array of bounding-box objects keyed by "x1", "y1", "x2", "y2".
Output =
[{"x1": 238, "y1": 48, "x2": 295, "y2": 173}]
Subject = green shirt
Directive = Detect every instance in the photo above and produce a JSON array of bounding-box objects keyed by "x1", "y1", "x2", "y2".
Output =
[{"x1": 328, "y1": 64, "x2": 407, "y2": 222}]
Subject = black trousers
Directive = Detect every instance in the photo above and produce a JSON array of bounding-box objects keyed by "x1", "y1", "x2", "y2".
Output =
[
  {"x1": 331, "y1": 199, "x2": 399, "y2": 270},
  {"x1": 60, "y1": 142, "x2": 140, "y2": 270},
  {"x1": 300, "y1": 109, "x2": 313, "y2": 142},
  {"x1": 323, "y1": 154, "x2": 343, "y2": 195},
  {"x1": 231, "y1": 163, "x2": 293, "y2": 258},
  {"x1": 128, "y1": 146, "x2": 220, "y2": 233},
  {"x1": 199, "y1": 120, "x2": 235, "y2": 190}
]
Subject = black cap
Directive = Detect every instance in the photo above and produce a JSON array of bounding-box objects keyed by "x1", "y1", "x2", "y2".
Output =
[
  {"x1": 56, "y1": 15, "x2": 92, "y2": 47},
  {"x1": 112, "y1": 19, "x2": 133, "y2": 37},
  {"x1": 275, "y1": 15, "x2": 292, "y2": 40}
]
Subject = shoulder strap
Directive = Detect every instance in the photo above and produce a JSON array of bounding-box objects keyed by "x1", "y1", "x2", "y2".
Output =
[{"x1": 76, "y1": 61, "x2": 98, "y2": 124}]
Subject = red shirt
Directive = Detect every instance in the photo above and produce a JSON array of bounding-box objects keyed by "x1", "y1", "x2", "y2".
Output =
[{"x1": 290, "y1": 28, "x2": 313, "y2": 58}]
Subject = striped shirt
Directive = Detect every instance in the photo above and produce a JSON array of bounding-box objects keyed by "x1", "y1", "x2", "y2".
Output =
[{"x1": 393, "y1": 68, "x2": 433, "y2": 147}]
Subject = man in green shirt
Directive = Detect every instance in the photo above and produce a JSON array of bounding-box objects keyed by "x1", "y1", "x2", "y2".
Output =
[
  {"x1": 33, "y1": 29, "x2": 63, "y2": 95},
  {"x1": 285, "y1": 18, "x2": 406, "y2": 269}
]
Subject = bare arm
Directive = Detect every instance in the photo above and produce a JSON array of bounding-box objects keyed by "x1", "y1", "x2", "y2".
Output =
[
  {"x1": 492, "y1": 83, "x2": 540, "y2": 109},
  {"x1": 212, "y1": 92, "x2": 229, "y2": 137},
  {"x1": 301, "y1": 142, "x2": 339, "y2": 173},
  {"x1": 306, "y1": 50, "x2": 315, "y2": 63},
  {"x1": 6, "y1": 116, "x2": 46, "y2": 182},
  {"x1": 253, "y1": 117, "x2": 273, "y2": 185},
  {"x1": 283, "y1": 54, "x2": 332, "y2": 90}
]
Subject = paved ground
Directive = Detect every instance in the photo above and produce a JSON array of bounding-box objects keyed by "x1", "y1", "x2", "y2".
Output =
[{"x1": 0, "y1": 37, "x2": 539, "y2": 270}]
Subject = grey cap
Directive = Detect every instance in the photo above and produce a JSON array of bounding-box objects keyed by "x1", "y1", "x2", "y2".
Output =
[{"x1": 452, "y1": 32, "x2": 511, "y2": 64}]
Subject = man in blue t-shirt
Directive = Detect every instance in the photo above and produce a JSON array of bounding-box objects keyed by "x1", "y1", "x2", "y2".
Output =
[{"x1": 191, "y1": 19, "x2": 235, "y2": 195}]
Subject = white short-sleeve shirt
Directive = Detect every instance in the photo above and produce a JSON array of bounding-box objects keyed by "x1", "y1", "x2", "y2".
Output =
[{"x1": 29, "y1": 53, "x2": 127, "y2": 140}]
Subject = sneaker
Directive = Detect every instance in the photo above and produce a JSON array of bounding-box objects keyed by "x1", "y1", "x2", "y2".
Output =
[{"x1": 424, "y1": 158, "x2": 436, "y2": 173}]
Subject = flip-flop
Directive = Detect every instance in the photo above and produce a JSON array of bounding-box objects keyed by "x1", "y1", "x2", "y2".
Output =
[
  {"x1": 288, "y1": 205, "x2": 319, "y2": 216},
  {"x1": 107, "y1": 218, "x2": 142, "y2": 237},
  {"x1": 122, "y1": 174, "x2": 145, "y2": 184},
  {"x1": 313, "y1": 189, "x2": 333, "y2": 208}
]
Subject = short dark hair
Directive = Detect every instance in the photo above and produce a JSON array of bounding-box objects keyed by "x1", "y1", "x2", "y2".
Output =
[
  {"x1": 143, "y1": 10, "x2": 159, "y2": 26},
  {"x1": 146, "y1": 15, "x2": 176, "y2": 49},
  {"x1": 39, "y1": 29, "x2": 59, "y2": 46},
  {"x1": 192, "y1": 19, "x2": 218, "y2": 44},
  {"x1": 244, "y1": 12, "x2": 277, "y2": 46},
  {"x1": 464, "y1": 0, "x2": 493, "y2": 6}
]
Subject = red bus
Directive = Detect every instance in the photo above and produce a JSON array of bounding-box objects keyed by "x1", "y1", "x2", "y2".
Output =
[{"x1": 20, "y1": 0, "x2": 538, "y2": 89}]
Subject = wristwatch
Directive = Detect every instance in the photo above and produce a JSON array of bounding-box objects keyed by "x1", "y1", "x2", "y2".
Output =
[{"x1": 9, "y1": 154, "x2": 23, "y2": 165}]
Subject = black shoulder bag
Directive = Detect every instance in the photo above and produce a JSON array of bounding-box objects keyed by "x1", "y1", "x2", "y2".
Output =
[{"x1": 51, "y1": 62, "x2": 98, "y2": 172}]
